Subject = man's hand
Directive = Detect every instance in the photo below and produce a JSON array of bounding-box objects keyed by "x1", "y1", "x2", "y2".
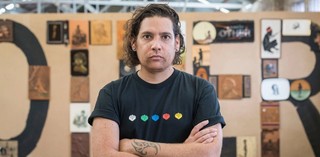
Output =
[{"x1": 184, "y1": 120, "x2": 218, "y2": 144}]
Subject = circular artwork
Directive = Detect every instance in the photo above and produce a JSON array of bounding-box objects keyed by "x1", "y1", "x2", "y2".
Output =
[
  {"x1": 195, "y1": 67, "x2": 208, "y2": 80},
  {"x1": 290, "y1": 79, "x2": 311, "y2": 101},
  {"x1": 193, "y1": 21, "x2": 216, "y2": 44}
]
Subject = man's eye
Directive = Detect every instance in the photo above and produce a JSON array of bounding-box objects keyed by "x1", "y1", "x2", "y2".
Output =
[
  {"x1": 143, "y1": 35, "x2": 152, "y2": 39},
  {"x1": 162, "y1": 35, "x2": 171, "y2": 40}
]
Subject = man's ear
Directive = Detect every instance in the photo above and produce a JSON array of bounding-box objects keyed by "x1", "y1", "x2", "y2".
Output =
[
  {"x1": 175, "y1": 34, "x2": 181, "y2": 51},
  {"x1": 131, "y1": 41, "x2": 136, "y2": 51}
]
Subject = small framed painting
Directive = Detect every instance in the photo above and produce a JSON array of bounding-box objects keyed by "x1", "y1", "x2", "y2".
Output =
[
  {"x1": 70, "y1": 103, "x2": 91, "y2": 133},
  {"x1": 261, "y1": 78, "x2": 290, "y2": 101},
  {"x1": 262, "y1": 59, "x2": 278, "y2": 79},
  {"x1": 209, "y1": 75, "x2": 218, "y2": 93},
  {"x1": 47, "y1": 21, "x2": 64, "y2": 44},
  {"x1": 261, "y1": 19, "x2": 281, "y2": 58},
  {"x1": 90, "y1": 20, "x2": 112, "y2": 45},
  {"x1": 218, "y1": 75, "x2": 243, "y2": 99},
  {"x1": 28, "y1": 66, "x2": 50, "y2": 100},
  {"x1": 243, "y1": 75, "x2": 251, "y2": 98},
  {"x1": 0, "y1": 20, "x2": 13, "y2": 42},
  {"x1": 71, "y1": 49, "x2": 89, "y2": 76}
]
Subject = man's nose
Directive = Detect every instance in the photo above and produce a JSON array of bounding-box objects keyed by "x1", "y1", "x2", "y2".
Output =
[{"x1": 151, "y1": 37, "x2": 161, "y2": 51}]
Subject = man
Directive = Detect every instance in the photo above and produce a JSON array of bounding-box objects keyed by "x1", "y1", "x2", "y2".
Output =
[{"x1": 88, "y1": 4, "x2": 225, "y2": 157}]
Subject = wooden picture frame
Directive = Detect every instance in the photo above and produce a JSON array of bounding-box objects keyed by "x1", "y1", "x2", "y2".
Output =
[
  {"x1": 0, "y1": 20, "x2": 13, "y2": 42},
  {"x1": 209, "y1": 75, "x2": 218, "y2": 93},
  {"x1": 261, "y1": 129, "x2": 280, "y2": 157},
  {"x1": 71, "y1": 133, "x2": 90, "y2": 157},
  {"x1": 261, "y1": 102, "x2": 280, "y2": 129},
  {"x1": 116, "y1": 20, "x2": 127, "y2": 60},
  {"x1": 28, "y1": 66, "x2": 50, "y2": 100},
  {"x1": 262, "y1": 59, "x2": 278, "y2": 78},
  {"x1": 70, "y1": 76, "x2": 90, "y2": 102},
  {"x1": 194, "y1": 65, "x2": 210, "y2": 81},
  {"x1": 47, "y1": 21, "x2": 64, "y2": 44},
  {"x1": 69, "y1": 20, "x2": 89, "y2": 49},
  {"x1": 218, "y1": 75, "x2": 243, "y2": 99}
]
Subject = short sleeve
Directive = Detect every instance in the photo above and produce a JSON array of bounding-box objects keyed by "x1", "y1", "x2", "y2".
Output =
[{"x1": 88, "y1": 83, "x2": 120, "y2": 126}]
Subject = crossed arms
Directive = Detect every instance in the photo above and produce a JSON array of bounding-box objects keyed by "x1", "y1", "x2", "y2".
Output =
[{"x1": 91, "y1": 117, "x2": 223, "y2": 157}]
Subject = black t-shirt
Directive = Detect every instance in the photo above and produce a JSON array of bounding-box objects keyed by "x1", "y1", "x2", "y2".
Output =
[{"x1": 88, "y1": 69, "x2": 225, "y2": 143}]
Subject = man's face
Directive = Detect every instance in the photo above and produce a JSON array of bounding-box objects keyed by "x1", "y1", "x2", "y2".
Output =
[{"x1": 133, "y1": 16, "x2": 180, "y2": 72}]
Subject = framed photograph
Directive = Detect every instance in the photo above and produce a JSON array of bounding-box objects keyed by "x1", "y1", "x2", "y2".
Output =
[
  {"x1": 71, "y1": 133, "x2": 90, "y2": 157},
  {"x1": 69, "y1": 20, "x2": 89, "y2": 49},
  {"x1": 29, "y1": 66, "x2": 50, "y2": 100},
  {"x1": 117, "y1": 20, "x2": 127, "y2": 60},
  {"x1": 0, "y1": 20, "x2": 13, "y2": 42},
  {"x1": 47, "y1": 21, "x2": 64, "y2": 44},
  {"x1": 90, "y1": 20, "x2": 112, "y2": 45},
  {"x1": 70, "y1": 103, "x2": 91, "y2": 133},
  {"x1": 261, "y1": 102, "x2": 280, "y2": 129},
  {"x1": 192, "y1": 21, "x2": 216, "y2": 45},
  {"x1": 243, "y1": 75, "x2": 251, "y2": 98},
  {"x1": 261, "y1": 129, "x2": 280, "y2": 157},
  {"x1": 282, "y1": 19, "x2": 311, "y2": 36},
  {"x1": 262, "y1": 59, "x2": 278, "y2": 78},
  {"x1": 71, "y1": 76, "x2": 90, "y2": 102},
  {"x1": 290, "y1": 79, "x2": 311, "y2": 101},
  {"x1": 194, "y1": 65, "x2": 210, "y2": 81},
  {"x1": 237, "y1": 136, "x2": 257, "y2": 157},
  {"x1": 0, "y1": 140, "x2": 18, "y2": 157},
  {"x1": 209, "y1": 75, "x2": 218, "y2": 93},
  {"x1": 218, "y1": 75, "x2": 243, "y2": 99},
  {"x1": 71, "y1": 49, "x2": 89, "y2": 76},
  {"x1": 192, "y1": 45, "x2": 211, "y2": 67},
  {"x1": 261, "y1": 78, "x2": 290, "y2": 101},
  {"x1": 261, "y1": 19, "x2": 281, "y2": 58}
]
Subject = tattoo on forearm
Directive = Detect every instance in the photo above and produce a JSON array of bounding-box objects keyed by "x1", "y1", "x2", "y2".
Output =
[{"x1": 131, "y1": 140, "x2": 161, "y2": 156}]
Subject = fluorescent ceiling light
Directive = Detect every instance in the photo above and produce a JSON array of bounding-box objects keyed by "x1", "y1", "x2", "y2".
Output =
[
  {"x1": 0, "y1": 8, "x2": 6, "y2": 14},
  {"x1": 5, "y1": 3, "x2": 15, "y2": 10},
  {"x1": 198, "y1": 0, "x2": 210, "y2": 5},
  {"x1": 220, "y1": 8, "x2": 230, "y2": 13}
]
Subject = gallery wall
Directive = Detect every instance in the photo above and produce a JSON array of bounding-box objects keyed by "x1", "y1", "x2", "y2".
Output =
[{"x1": 0, "y1": 11, "x2": 319, "y2": 157}]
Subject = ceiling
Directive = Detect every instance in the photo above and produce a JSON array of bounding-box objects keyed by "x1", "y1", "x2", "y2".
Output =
[{"x1": 0, "y1": 0, "x2": 315, "y2": 14}]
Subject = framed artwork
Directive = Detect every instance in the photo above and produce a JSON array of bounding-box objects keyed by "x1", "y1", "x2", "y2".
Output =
[
  {"x1": 71, "y1": 49, "x2": 89, "y2": 76},
  {"x1": 261, "y1": 102, "x2": 280, "y2": 129},
  {"x1": 47, "y1": 21, "x2": 64, "y2": 44},
  {"x1": 290, "y1": 79, "x2": 311, "y2": 101},
  {"x1": 262, "y1": 59, "x2": 278, "y2": 78},
  {"x1": 28, "y1": 66, "x2": 50, "y2": 100},
  {"x1": 261, "y1": 78, "x2": 290, "y2": 101},
  {"x1": 90, "y1": 20, "x2": 112, "y2": 45},
  {"x1": 282, "y1": 19, "x2": 311, "y2": 36},
  {"x1": 237, "y1": 136, "x2": 257, "y2": 157},
  {"x1": 0, "y1": 140, "x2": 18, "y2": 157},
  {"x1": 117, "y1": 20, "x2": 127, "y2": 60},
  {"x1": 194, "y1": 65, "x2": 210, "y2": 81},
  {"x1": 69, "y1": 20, "x2": 89, "y2": 49},
  {"x1": 261, "y1": 19, "x2": 281, "y2": 58},
  {"x1": 71, "y1": 133, "x2": 90, "y2": 157},
  {"x1": 243, "y1": 75, "x2": 251, "y2": 98},
  {"x1": 192, "y1": 45, "x2": 211, "y2": 67},
  {"x1": 0, "y1": 20, "x2": 13, "y2": 42},
  {"x1": 119, "y1": 60, "x2": 135, "y2": 78},
  {"x1": 218, "y1": 75, "x2": 243, "y2": 99},
  {"x1": 70, "y1": 103, "x2": 91, "y2": 133},
  {"x1": 221, "y1": 137, "x2": 236, "y2": 157},
  {"x1": 209, "y1": 75, "x2": 218, "y2": 93},
  {"x1": 70, "y1": 76, "x2": 90, "y2": 102},
  {"x1": 261, "y1": 129, "x2": 280, "y2": 157},
  {"x1": 192, "y1": 21, "x2": 216, "y2": 45}
]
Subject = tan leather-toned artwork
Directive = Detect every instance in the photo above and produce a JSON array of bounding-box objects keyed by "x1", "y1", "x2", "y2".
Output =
[
  {"x1": 261, "y1": 102, "x2": 280, "y2": 129},
  {"x1": 28, "y1": 66, "x2": 50, "y2": 100},
  {"x1": 218, "y1": 75, "x2": 243, "y2": 99},
  {"x1": 70, "y1": 76, "x2": 89, "y2": 102},
  {"x1": 90, "y1": 20, "x2": 112, "y2": 45}
]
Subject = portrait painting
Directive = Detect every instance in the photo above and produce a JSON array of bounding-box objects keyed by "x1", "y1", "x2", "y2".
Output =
[
  {"x1": 47, "y1": 21, "x2": 63, "y2": 44},
  {"x1": 262, "y1": 59, "x2": 278, "y2": 78},
  {"x1": 290, "y1": 79, "x2": 311, "y2": 101},
  {"x1": 70, "y1": 76, "x2": 89, "y2": 102},
  {"x1": 261, "y1": 129, "x2": 280, "y2": 157},
  {"x1": 261, "y1": 78, "x2": 290, "y2": 101},
  {"x1": 70, "y1": 103, "x2": 91, "y2": 133},
  {"x1": 71, "y1": 133, "x2": 90, "y2": 157},
  {"x1": 0, "y1": 140, "x2": 18, "y2": 157},
  {"x1": 28, "y1": 66, "x2": 50, "y2": 100},
  {"x1": 261, "y1": 19, "x2": 281, "y2": 59},
  {"x1": 69, "y1": 20, "x2": 89, "y2": 49},
  {"x1": 0, "y1": 20, "x2": 13, "y2": 42},
  {"x1": 119, "y1": 60, "x2": 136, "y2": 78},
  {"x1": 218, "y1": 75, "x2": 243, "y2": 99},
  {"x1": 90, "y1": 20, "x2": 112, "y2": 45},
  {"x1": 237, "y1": 136, "x2": 257, "y2": 157},
  {"x1": 209, "y1": 75, "x2": 218, "y2": 93},
  {"x1": 71, "y1": 49, "x2": 89, "y2": 76},
  {"x1": 243, "y1": 75, "x2": 251, "y2": 98},
  {"x1": 261, "y1": 102, "x2": 280, "y2": 129},
  {"x1": 193, "y1": 21, "x2": 216, "y2": 45},
  {"x1": 117, "y1": 20, "x2": 127, "y2": 60},
  {"x1": 282, "y1": 19, "x2": 311, "y2": 36},
  {"x1": 194, "y1": 66, "x2": 210, "y2": 81},
  {"x1": 192, "y1": 45, "x2": 211, "y2": 68}
]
